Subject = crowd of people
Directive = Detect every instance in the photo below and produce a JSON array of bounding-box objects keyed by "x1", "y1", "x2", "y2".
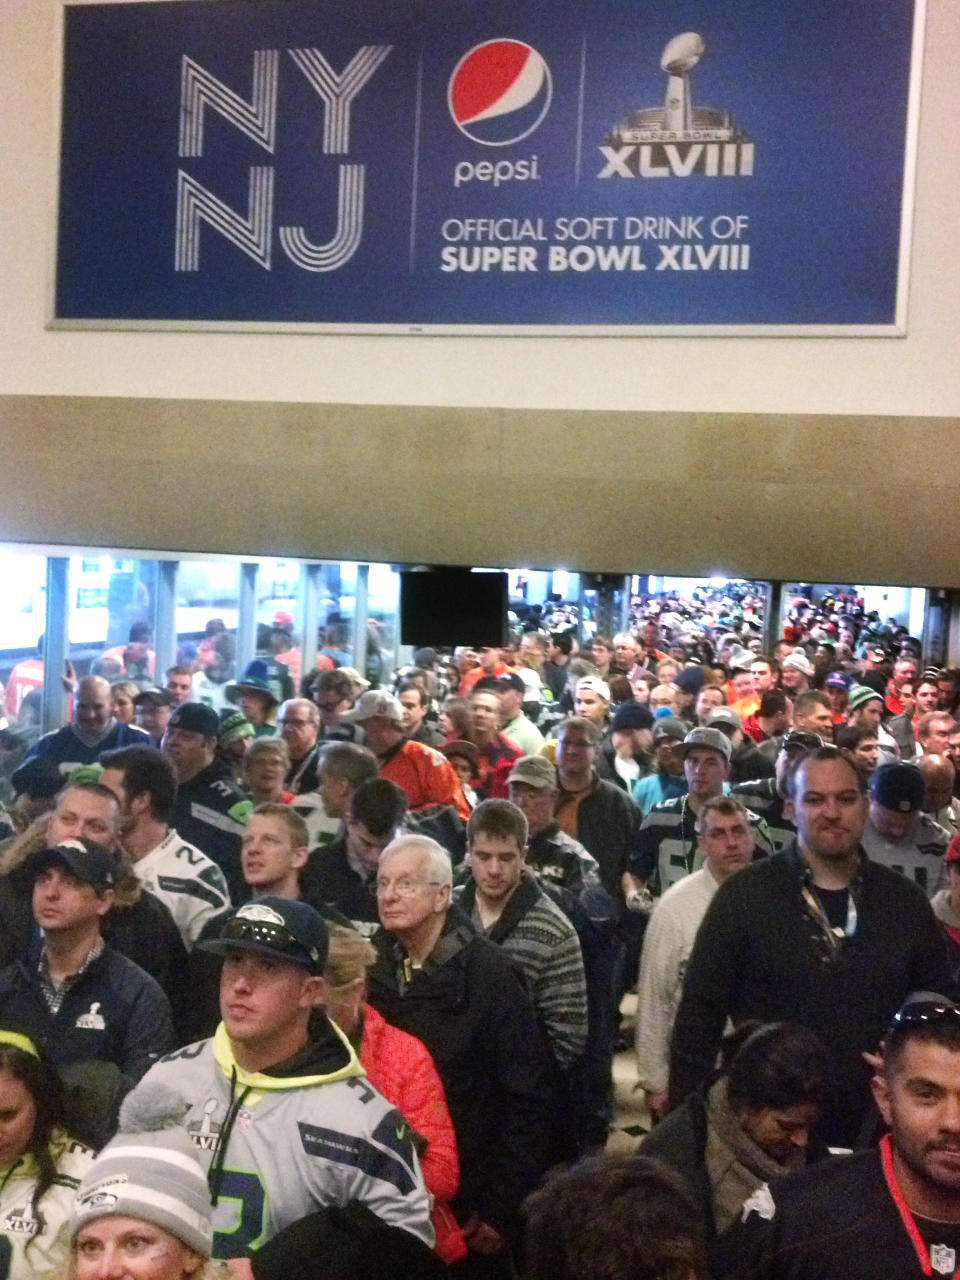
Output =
[{"x1": 3, "y1": 586, "x2": 960, "y2": 1277}]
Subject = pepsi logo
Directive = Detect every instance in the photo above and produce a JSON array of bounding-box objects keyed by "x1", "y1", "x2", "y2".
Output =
[{"x1": 448, "y1": 39, "x2": 552, "y2": 147}]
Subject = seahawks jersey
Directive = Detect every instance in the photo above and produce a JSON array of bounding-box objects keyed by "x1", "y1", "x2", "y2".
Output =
[
  {"x1": 862, "y1": 814, "x2": 950, "y2": 898},
  {"x1": 289, "y1": 792, "x2": 342, "y2": 851},
  {"x1": 631, "y1": 792, "x2": 774, "y2": 896},
  {"x1": 0, "y1": 1131, "x2": 94, "y2": 1280},
  {"x1": 130, "y1": 828, "x2": 232, "y2": 949},
  {"x1": 139, "y1": 1025, "x2": 434, "y2": 1260}
]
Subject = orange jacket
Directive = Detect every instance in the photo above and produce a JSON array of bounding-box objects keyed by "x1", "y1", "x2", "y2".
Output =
[
  {"x1": 458, "y1": 663, "x2": 510, "y2": 697},
  {"x1": 381, "y1": 739, "x2": 471, "y2": 821},
  {"x1": 361, "y1": 1005, "x2": 467, "y2": 1263}
]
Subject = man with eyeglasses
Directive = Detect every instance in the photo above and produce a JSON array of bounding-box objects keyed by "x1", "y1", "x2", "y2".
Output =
[
  {"x1": 368, "y1": 834, "x2": 555, "y2": 1278},
  {"x1": 671, "y1": 747, "x2": 951, "y2": 1149},
  {"x1": 554, "y1": 716, "x2": 640, "y2": 903},
  {"x1": 313, "y1": 668, "x2": 364, "y2": 744},
  {"x1": 712, "y1": 994, "x2": 960, "y2": 1280},
  {"x1": 133, "y1": 895, "x2": 436, "y2": 1270},
  {"x1": 276, "y1": 697, "x2": 322, "y2": 794}
]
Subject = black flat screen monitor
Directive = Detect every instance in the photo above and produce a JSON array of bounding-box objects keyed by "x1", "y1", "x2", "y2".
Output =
[{"x1": 400, "y1": 568, "x2": 508, "y2": 648}]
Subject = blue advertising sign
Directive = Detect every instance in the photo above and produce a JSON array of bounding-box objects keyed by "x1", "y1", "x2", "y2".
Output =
[{"x1": 53, "y1": 0, "x2": 922, "y2": 333}]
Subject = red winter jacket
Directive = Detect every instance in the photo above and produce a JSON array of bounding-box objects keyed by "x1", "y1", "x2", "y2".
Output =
[{"x1": 360, "y1": 1004, "x2": 467, "y2": 1263}]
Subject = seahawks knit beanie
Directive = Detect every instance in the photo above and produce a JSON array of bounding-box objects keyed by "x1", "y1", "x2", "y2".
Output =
[
  {"x1": 847, "y1": 684, "x2": 883, "y2": 713},
  {"x1": 219, "y1": 707, "x2": 255, "y2": 750},
  {"x1": 72, "y1": 1082, "x2": 213, "y2": 1258}
]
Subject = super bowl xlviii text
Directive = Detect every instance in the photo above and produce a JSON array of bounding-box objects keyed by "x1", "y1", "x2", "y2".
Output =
[{"x1": 439, "y1": 215, "x2": 750, "y2": 273}]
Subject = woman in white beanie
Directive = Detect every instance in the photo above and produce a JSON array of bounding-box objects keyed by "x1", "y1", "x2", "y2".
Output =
[{"x1": 66, "y1": 1083, "x2": 218, "y2": 1280}]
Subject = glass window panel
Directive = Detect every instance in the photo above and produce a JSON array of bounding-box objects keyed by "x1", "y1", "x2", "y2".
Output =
[
  {"x1": 176, "y1": 559, "x2": 240, "y2": 711},
  {"x1": 256, "y1": 557, "x2": 301, "y2": 695},
  {"x1": 320, "y1": 563, "x2": 356, "y2": 668},
  {"x1": 67, "y1": 555, "x2": 160, "y2": 700},
  {"x1": 782, "y1": 583, "x2": 927, "y2": 655},
  {"x1": 0, "y1": 550, "x2": 50, "y2": 748},
  {"x1": 367, "y1": 563, "x2": 400, "y2": 687}
]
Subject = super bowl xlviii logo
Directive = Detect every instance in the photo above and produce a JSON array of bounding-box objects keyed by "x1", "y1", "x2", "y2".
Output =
[
  {"x1": 2, "y1": 1207, "x2": 39, "y2": 1235},
  {"x1": 600, "y1": 33, "x2": 753, "y2": 179},
  {"x1": 448, "y1": 40, "x2": 550, "y2": 190},
  {"x1": 188, "y1": 1098, "x2": 223, "y2": 1152}
]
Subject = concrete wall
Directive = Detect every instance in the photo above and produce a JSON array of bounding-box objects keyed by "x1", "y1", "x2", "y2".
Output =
[{"x1": 1, "y1": 1, "x2": 958, "y2": 581}]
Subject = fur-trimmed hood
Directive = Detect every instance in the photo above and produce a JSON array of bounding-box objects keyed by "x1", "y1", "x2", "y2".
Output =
[{"x1": 0, "y1": 816, "x2": 143, "y2": 909}]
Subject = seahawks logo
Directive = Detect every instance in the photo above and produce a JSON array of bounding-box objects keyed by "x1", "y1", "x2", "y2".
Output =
[
  {"x1": 78, "y1": 1190, "x2": 119, "y2": 1210},
  {"x1": 235, "y1": 903, "x2": 285, "y2": 926}
]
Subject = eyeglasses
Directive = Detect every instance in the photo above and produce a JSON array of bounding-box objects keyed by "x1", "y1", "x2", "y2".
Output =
[
  {"x1": 375, "y1": 876, "x2": 443, "y2": 897},
  {"x1": 219, "y1": 916, "x2": 318, "y2": 967},
  {"x1": 278, "y1": 718, "x2": 314, "y2": 728}
]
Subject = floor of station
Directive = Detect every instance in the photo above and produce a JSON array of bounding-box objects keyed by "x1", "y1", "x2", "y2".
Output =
[{"x1": 608, "y1": 992, "x2": 652, "y2": 1154}]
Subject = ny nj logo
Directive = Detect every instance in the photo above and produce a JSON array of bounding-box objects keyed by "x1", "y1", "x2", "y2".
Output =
[{"x1": 175, "y1": 47, "x2": 391, "y2": 273}]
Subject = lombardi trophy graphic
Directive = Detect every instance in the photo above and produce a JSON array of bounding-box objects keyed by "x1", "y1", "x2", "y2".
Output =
[
  {"x1": 602, "y1": 31, "x2": 753, "y2": 177},
  {"x1": 660, "y1": 32, "x2": 704, "y2": 133}
]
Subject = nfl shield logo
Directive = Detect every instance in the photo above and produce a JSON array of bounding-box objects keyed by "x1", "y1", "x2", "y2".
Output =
[{"x1": 930, "y1": 1244, "x2": 956, "y2": 1275}]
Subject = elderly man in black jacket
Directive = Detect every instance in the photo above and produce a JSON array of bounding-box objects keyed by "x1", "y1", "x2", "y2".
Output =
[{"x1": 367, "y1": 832, "x2": 555, "y2": 1279}]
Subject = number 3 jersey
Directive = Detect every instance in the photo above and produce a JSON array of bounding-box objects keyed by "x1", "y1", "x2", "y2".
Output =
[{"x1": 137, "y1": 1020, "x2": 435, "y2": 1260}]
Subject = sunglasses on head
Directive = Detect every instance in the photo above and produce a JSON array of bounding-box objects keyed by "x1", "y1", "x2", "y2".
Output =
[
  {"x1": 220, "y1": 916, "x2": 317, "y2": 968},
  {"x1": 887, "y1": 999, "x2": 960, "y2": 1041}
]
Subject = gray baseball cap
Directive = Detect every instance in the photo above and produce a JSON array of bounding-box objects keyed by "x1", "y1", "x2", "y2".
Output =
[{"x1": 680, "y1": 727, "x2": 732, "y2": 763}]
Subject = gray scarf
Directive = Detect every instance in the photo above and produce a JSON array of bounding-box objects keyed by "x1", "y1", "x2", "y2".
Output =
[{"x1": 704, "y1": 1078, "x2": 805, "y2": 1233}]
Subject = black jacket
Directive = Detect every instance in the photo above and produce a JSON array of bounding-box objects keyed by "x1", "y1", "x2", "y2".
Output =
[
  {"x1": 597, "y1": 738, "x2": 652, "y2": 793},
  {"x1": 669, "y1": 844, "x2": 951, "y2": 1147},
  {"x1": 729, "y1": 742, "x2": 776, "y2": 785},
  {"x1": 710, "y1": 1147, "x2": 945, "y2": 1279},
  {"x1": 287, "y1": 743, "x2": 322, "y2": 794},
  {"x1": 171, "y1": 760, "x2": 252, "y2": 902},
  {"x1": 301, "y1": 836, "x2": 379, "y2": 932},
  {"x1": 0, "y1": 945, "x2": 174, "y2": 1079},
  {"x1": 558, "y1": 776, "x2": 640, "y2": 900},
  {"x1": 367, "y1": 909, "x2": 556, "y2": 1237}
]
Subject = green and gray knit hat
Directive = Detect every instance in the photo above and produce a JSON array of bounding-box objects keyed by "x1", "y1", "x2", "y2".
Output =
[{"x1": 847, "y1": 684, "x2": 884, "y2": 713}]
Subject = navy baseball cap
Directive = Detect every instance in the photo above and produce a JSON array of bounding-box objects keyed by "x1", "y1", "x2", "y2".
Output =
[
  {"x1": 167, "y1": 702, "x2": 220, "y2": 737},
  {"x1": 611, "y1": 701, "x2": 654, "y2": 733},
  {"x1": 872, "y1": 762, "x2": 924, "y2": 813},
  {"x1": 29, "y1": 839, "x2": 117, "y2": 892},
  {"x1": 825, "y1": 671, "x2": 853, "y2": 692},
  {"x1": 199, "y1": 897, "x2": 329, "y2": 974}
]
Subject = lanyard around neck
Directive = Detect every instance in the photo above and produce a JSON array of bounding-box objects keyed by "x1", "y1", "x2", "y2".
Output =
[{"x1": 881, "y1": 1133, "x2": 960, "y2": 1278}]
